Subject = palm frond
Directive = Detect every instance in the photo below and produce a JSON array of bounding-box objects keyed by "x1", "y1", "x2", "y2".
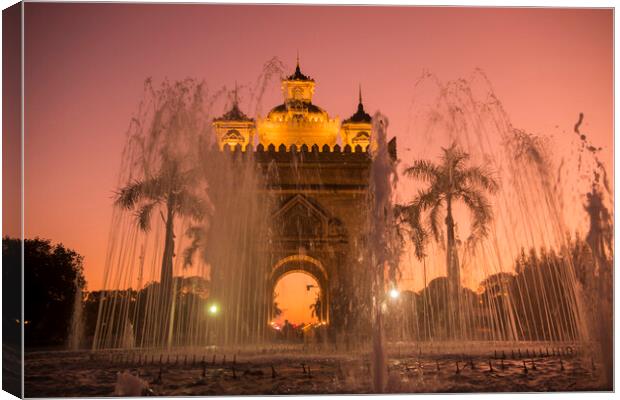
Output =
[
  {"x1": 175, "y1": 190, "x2": 206, "y2": 221},
  {"x1": 428, "y1": 201, "x2": 444, "y2": 243},
  {"x1": 413, "y1": 186, "x2": 442, "y2": 211},
  {"x1": 410, "y1": 223, "x2": 428, "y2": 260},
  {"x1": 135, "y1": 201, "x2": 158, "y2": 232},
  {"x1": 396, "y1": 202, "x2": 428, "y2": 260},
  {"x1": 441, "y1": 141, "x2": 470, "y2": 171},
  {"x1": 115, "y1": 176, "x2": 165, "y2": 209},
  {"x1": 461, "y1": 166, "x2": 499, "y2": 194},
  {"x1": 459, "y1": 186, "x2": 494, "y2": 247},
  {"x1": 115, "y1": 179, "x2": 145, "y2": 209},
  {"x1": 403, "y1": 160, "x2": 440, "y2": 183}
]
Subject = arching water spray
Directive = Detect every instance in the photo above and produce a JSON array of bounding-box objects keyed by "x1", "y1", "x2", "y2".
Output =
[
  {"x1": 93, "y1": 78, "x2": 215, "y2": 350},
  {"x1": 93, "y1": 60, "x2": 287, "y2": 350},
  {"x1": 397, "y1": 70, "x2": 593, "y2": 346}
]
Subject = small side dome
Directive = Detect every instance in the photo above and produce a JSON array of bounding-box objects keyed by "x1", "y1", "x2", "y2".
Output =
[
  {"x1": 343, "y1": 87, "x2": 371, "y2": 124},
  {"x1": 340, "y1": 86, "x2": 373, "y2": 152},
  {"x1": 214, "y1": 102, "x2": 254, "y2": 122},
  {"x1": 212, "y1": 88, "x2": 256, "y2": 151}
]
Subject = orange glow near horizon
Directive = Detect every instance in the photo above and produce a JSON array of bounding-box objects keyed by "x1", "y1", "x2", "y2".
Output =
[
  {"x1": 10, "y1": 4, "x2": 612, "y2": 299},
  {"x1": 273, "y1": 272, "x2": 321, "y2": 326}
]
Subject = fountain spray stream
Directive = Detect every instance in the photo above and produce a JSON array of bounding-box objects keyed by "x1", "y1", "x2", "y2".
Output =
[
  {"x1": 369, "y1": 112, "x2": 399, "y2": 392},
  {"x1": 92, "y1": 78, "x2": 216, "y2": 350},
  {"x1": 395, "y1": 70, "x2": 592, "y2": 347},
  {"x1": 574, "y1": 113, "x2": 613, "y2": 389},
  {"x1": 68, "y1": 275, "x2": 84, "y2": 351},
  {"x1": 92, "y1": 59, "x2": 288, "y2": 350}
]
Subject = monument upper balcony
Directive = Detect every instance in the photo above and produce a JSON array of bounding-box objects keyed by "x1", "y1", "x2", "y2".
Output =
[
  {"x1": 256, "y1": 62, "x2": 340, "y2": 149},
  {"x1": 213, "y1": 61, "x2": 377, "y2": 153}
]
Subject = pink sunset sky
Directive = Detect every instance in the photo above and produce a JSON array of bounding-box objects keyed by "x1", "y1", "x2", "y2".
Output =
[{"x1": 6, "y1": 3, "x2": 613, "y2": 320}]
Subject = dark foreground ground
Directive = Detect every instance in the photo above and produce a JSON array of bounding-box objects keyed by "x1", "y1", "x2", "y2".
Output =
[{"x1": 24, "y1": 342, "x2": 609, "y2": 397}]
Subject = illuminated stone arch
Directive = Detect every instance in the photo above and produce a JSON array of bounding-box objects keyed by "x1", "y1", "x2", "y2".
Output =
[{"x1": 269, "y1": 255, "x2": 329, "y2": 323}]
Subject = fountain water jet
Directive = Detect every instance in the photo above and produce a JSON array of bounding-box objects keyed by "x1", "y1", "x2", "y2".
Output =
[
  {"x1": 368, "y1": 112, "x2": 399, "y2": 392},
  {"x1": 68, "y1": 275, "x2": 85, "y2": 350},
  {"x1": 394, "y1": 70, "x2": 611, "y2": 384},
  {"x1": 79, "y1": 63, "x2": 611, "y2": 393}
]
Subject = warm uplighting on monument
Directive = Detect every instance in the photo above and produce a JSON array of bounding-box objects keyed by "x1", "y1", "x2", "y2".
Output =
[
  {"x1": 213, "y1": 57, "x2": 375, "y2": 154},
  {"x1": 212, "y1": 84, "x2": 255, "y2": 151},
  {"x1": 389, "y1": 288, "x2": 400, "y2": 299},
  {"x1": 257, "y1": 57, "x2": 340, "y2": 150},
  {"x1": 340, "y1": 85, "x2": 373, "y2": 151}
]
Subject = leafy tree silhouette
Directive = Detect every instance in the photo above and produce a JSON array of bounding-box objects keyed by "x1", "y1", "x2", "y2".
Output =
[{"x1": 3, "y1": 237, "x2": 86, "y2": 346}]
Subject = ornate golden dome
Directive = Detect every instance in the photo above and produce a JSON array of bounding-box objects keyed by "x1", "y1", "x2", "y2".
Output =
[{"x1": 257, "y1": 61, "x2": 339, "y2": 149}]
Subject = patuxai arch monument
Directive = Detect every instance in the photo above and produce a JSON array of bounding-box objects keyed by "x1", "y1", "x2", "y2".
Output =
[{"x1": 210, "y1": 61, "x2": 396, "y2": 344}]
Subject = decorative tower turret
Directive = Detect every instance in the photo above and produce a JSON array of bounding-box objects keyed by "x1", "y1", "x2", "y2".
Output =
[
  {"x1": 340, "y1": 86, "x2": 373, "y2": 151},
  {"x1": 213, "y1": 88, "x2": 255, "y2": 151},
  {"x1": 281, "y1": 56, "x2": 316, "y2": 103},
  {"x1": 257, "y1": 58, "x2": 339, "y2": 149}
]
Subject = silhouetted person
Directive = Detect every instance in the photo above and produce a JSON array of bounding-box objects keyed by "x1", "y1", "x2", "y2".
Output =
[{"x1": 282, "y1": 319, "x2": 293, "y2": 341}]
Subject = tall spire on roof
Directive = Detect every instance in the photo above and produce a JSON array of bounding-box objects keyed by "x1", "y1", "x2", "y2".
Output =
[
  {"x1": 356, "y1": 84, "x2": 367, "y2": 115},
  {"x1": 343, "y1": 85, "x2": 372, "y2": 124},
  {"x1": 287, "y1": 52, "x2": 313, "y2": 82},
  {"x1": 294, "y1": 51, "x2": 302, "y2": 76},
  {"x1": 233, "y1": 81, "x2": 239, "y2": 106},
  {"x1": 341, "y1": 85, "x2": 372, "y2": 151},
  {"x1": 358, "y1": 84, "x2": 363, "y2": 106},
  {"x1": 212, "y1": 81, "x2": 256, "y2": 151},
  {"x1": 213, "y1": 82, "x2": 253, "y2": 122}
]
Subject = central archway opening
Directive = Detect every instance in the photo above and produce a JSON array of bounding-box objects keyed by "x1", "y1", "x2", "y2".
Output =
[{"x1": 272, "y1": 271, "x2": 321, "y2": 331}]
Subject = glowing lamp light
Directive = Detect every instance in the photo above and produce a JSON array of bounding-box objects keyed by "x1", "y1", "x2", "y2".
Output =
[
  {"x1": 208, "y1": 304, "x2": 219, "y2": 316},
  {"x1": 389, "y1": 288, "x2": 400, "y2": 299}
]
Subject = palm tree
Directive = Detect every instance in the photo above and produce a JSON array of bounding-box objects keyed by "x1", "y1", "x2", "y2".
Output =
[
  {"x1": 115, "y1": 157, "x2": 204, "y2": 345},
  {"x1": 309, "y1": 294, "x2": 322, "y2": 321},
  {"x1": 397, "y1": 142, "x2": 498, "y2": 336}
]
